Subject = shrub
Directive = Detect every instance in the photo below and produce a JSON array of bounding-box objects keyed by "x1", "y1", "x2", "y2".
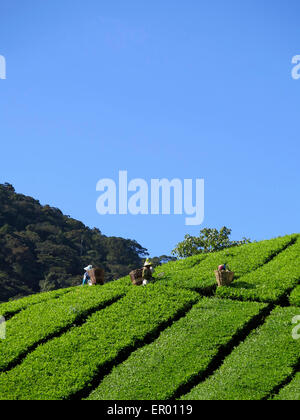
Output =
[
  {"x1": 155, "y1": 234, "x2": 296, "y2": 293},
  {"x1": 181, "y1": 306, "x2": 300, "y2": 400},
  {"x1": 0, "y1": 287, "x2": 74, "y2": 319},
  {"x1": 0, "y1": 285, "x2": 198, "y2": 400},
  {"x1": 289, "y1": 286, "x2": 300, "y2": 307},
  {"x1": 0, "y1": 281, "x2": 130, "y2": 372},
  {"x1": 216, "y1": 236, "x2": 300, "y2": 303},
  {"x1": 87, "y1": 298, "x2": 266, "y2": 400},
  {"x1": 273, "y1": 373, "x2": 300, "y2": 400}
]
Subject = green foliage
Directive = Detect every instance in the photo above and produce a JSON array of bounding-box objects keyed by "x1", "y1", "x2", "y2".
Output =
[
  {"x1": 0, "y1": 231, "x2": 299, "y2": 401},
  {"x1": 0, "y1": 287, "x2": 74, "y2": 319},
  {"x1": 150, "y1": 255, "x2": 177, "y2": 268},
  {"x1": 289, "y1": 286, "x2": 300, "y2": 307},
  {"x1": 273, "y1": 373, "x2": 300, "y2": 400},
  {"x1": 0, "y1": 285, "x2": 198, "y2": 400},
  {"x1": 216, "y1": 236, "x2": 300, "y2": 303},
  {"x1": 172, "y1": 227, "x2": 251, "y2": 258},
  {"x1": 0, "y1": 281, "x2": 130, "y2": 372},
  {"x1": 181, "y1": 306, "x2": 300, "y2": 400},
  {"x1": 154, "y1": 235, "x2": 296, "y2": 292},
  {"x1": 88, "y1": 298, "x2": 266, "y2": 400},
  {"x1": 0, "y1": 183, "x2": 148, "y2": 302}
]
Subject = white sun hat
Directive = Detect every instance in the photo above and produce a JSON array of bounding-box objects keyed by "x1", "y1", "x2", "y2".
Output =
[{"x1": 84, "y1": 265, "x2": 93, "y2": 271}]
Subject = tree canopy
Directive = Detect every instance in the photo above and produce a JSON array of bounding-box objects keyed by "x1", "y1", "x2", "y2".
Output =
[
  {"x1": 172, "y1": 227, "x2": 251, "y2": 258},
  {"x1": 0, "y1": 183, "x2": 148, "y2": 302}
]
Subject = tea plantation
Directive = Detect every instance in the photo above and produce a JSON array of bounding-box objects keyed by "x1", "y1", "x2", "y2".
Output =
[{"x1": 0, "y1": 234, "x2": 299, "y2": 400}]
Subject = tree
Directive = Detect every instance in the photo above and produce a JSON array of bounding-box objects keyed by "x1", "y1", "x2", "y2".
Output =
[
  {"x1": 150, "y1": 255, "x2": 177, "y2": 268},
  {"x1": 0, "y1": 183, "x2": 149, "y2": 302},
  {"x1": 172, "y1": 227, "x2": 251, "y2": 258}
]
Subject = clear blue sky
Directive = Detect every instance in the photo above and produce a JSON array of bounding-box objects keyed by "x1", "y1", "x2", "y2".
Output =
[{"x1": 0, "y1": 0, "x2": 299, "y2": 257}]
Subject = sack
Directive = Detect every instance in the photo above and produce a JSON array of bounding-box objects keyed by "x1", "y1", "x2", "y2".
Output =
[
  {"x1": 214, "y1": 270, "x2": 235, "y2": 287},
  {"x1": 88, "y1": 268, "x2": 105, "y2": 285},
  {"x1": 129, "y1": 269, "x2": 144, "y2": 286}
]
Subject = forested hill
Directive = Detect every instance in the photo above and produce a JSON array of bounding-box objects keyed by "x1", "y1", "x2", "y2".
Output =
[{"x1": 0, "y1": 183, "x2": 148, "y2": 302}]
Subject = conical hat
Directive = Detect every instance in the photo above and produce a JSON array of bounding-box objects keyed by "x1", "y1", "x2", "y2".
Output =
[{"x1": 144, "y1": 259, "x2": 152, "y2": 267}]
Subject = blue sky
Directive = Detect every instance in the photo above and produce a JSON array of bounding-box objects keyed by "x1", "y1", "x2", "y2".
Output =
[{"x1": 0, "y1": 0, "x2": 299, "y2": 257}]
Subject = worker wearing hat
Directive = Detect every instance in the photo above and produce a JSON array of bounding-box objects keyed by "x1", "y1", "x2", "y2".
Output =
[
  {"x1": 142, "y1": 259, "x2": 154, "y2": 286},
  {"x1": 82, "y1": 265, "x2": 93, "y2": 286}
]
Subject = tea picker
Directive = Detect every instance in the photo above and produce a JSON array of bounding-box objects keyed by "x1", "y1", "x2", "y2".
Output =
[
  {"x1": 82, "y1": 265, "x2": 93, "y2": 286},
  {"x1": 82, "y1": 265, "x2": 105, "y2": 286},
  {"x1": 129, "y1": 259, "x2": 154, "y2": 286},
  {"x1": 215, "y1": 263, "x2": 235, "y2": 287},
  {"x1": 142, "y1": 259, "x2": 154, "y2": 286}
]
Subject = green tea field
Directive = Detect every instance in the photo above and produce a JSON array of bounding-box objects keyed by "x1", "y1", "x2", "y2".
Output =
[{"x1": 0, "y1": 234, "x2": 300, "y2": 400}]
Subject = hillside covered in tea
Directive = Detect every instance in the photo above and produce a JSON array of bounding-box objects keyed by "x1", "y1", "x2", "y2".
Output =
[{"x1": 0, "y1": 233, "x2": 299, "y2": 400}]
